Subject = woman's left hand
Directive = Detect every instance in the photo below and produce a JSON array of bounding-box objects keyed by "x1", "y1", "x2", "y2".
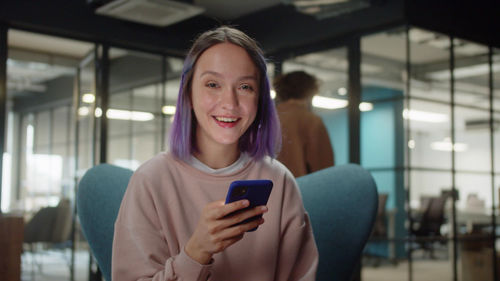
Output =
[{"x1": 185, "y1": 199, "x2": 267, "y2": 264}]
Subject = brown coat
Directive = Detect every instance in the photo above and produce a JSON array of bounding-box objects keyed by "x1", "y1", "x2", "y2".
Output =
[{"x1": 276, "y1": 100, "x2": 334, "y2": 177}]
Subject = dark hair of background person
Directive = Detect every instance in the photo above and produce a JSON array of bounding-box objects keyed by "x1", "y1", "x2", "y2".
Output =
[{"x1": 273, "y1": 71, "x2": 319, "y2": 101}]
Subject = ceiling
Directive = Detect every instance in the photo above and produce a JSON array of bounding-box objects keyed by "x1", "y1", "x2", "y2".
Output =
[
  {"x1": 7, "y1": 26, "x2": 499, "y2": 102},
  {"x1": 3, "y1": 0, "x2": 500, "y2": 112}
]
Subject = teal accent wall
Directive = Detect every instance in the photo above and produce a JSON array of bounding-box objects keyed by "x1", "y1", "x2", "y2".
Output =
[
  {"x1": 319, "y1": 108, "x2": 349, "y2": 166},
  {"x1": 318, "y1": 85, "x2": 406, "y2": 258}
]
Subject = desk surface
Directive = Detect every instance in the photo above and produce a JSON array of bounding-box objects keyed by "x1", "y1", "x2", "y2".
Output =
[{"x1": 446, "y1": 208, "x2": 500, "y2": 225}]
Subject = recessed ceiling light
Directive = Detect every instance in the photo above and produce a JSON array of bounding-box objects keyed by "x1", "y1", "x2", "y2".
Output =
[
  {"x1": 162, "y1": 105, "x2": 176, "y2": 115},
  {"x1": 82, "y1": 93, "x2": 95, "y2": 103},
  {"x1": 337, "y1": 87, "x2": 347, "y2": 96},
  {"x1": 270, "y1": 90, "x2": 276, "y2": 99}
]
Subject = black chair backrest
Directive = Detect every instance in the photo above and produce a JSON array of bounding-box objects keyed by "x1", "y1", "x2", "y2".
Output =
[{"x1": 420, "y1": 196, "x2": 446, "y2": 235}]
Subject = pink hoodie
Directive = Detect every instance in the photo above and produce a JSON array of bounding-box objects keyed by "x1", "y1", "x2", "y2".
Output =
[{"x1": 112, "y1": 152, "x2": 318, "y2": 281}]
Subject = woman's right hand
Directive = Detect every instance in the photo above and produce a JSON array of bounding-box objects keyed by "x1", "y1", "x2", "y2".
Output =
[{"x1": 185, "y1": 199, "x2": 267, "y2": 265}]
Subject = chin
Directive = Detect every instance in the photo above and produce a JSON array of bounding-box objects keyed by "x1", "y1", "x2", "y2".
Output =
[
  {"x1": 217, "y1": 139, "x2": 239, "y2": 146},
  {"x1": 214, "y1": 136, "x2": 241, "y2": 146}
]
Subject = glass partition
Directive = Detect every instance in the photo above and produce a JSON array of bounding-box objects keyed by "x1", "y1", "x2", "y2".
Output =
[
  {"x1": 408, "y1": 28, "x2": 455, "y2": 281},
  {"x1": 106, "y1": 48, "x2": 184, "y2": 170},
  {"x1": 107, "y1": 48, "x2": 164, "y2": 170},
  {"x1": 449, "y1": 39, "x2": 494, "y2": 281},
  {"x1": 360, "y1": 28, "x2": 407, "y2": 281},
  {"x1": 359, "y1": 28, "x2": 498, "y2": 281},
  {"x1": 6, "y1": 29, "x2": 93, "y2": 280}
]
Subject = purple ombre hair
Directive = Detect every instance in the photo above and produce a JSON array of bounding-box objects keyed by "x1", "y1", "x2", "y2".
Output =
[{"x1": 169, "y1": 26, "x2": 281, "y2": 161}]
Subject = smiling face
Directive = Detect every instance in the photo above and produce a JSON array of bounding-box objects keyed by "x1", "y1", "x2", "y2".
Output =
[{"x1": 190, "y1": 42, "x2": 259, "y2": 156}]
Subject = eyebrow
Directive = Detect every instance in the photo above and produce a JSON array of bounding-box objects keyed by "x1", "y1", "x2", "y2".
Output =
[{"x1": 200, "y1": 71, "x2": 258, "y2": 81}]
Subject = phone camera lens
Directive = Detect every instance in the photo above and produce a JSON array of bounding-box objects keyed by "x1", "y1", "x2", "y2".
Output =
[
  {"x1": 234, "y1": 186, "x2": 247, "y2": 197},
  {"x1": 230, "y1": 186, "x2": 249, "y2": 201}
]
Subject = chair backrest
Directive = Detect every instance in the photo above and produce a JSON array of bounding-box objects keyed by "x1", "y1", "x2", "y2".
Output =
[
  {"x1": 296, "y1": 164, "x2": 378, "y2": 281},
  {"x1": 77, "y1": 164, "x2": 133, "y2": 281},
  {"x1": 24, "y1": 198, "x2": 72, "y2": 244},
  {"x1": 77, "y1": 163, "x2": 378, "y2": 281},
  {"x1": 52, "y1": 198, "x2": 72, "y2": 243},
  {"x1": 419, "y1": 196, "x2": 446, "y2": 235},
  {"x1": 24, "y1": 206, "x2": 57, "y2": 243}
]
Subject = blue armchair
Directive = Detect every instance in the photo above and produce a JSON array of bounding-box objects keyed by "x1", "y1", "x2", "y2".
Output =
[
  {"x1": 296, "y1": 164, "x2": 378, "y2": 280},
  {"x1": 77, "y1": 163, "x2": 377, "y2": 281},
  {"x1": 77, "y1": 164, "x2": 132, "y2": 281}
]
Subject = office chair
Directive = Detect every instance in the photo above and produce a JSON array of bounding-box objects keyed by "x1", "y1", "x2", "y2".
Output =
[
  {"x1": 77, "y1": 163, "x2": 377, "y2": 281},
  {"x1": 411, "y1": 195, "x2": 447, "y2": 258},
  {"x1": 24, "y1": 198, "x2": 72, "y2": 275}
]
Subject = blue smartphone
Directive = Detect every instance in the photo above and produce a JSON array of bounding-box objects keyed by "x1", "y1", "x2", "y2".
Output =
[{"x1": 225, "y1": 179, "x2": 273, "y2": 231}]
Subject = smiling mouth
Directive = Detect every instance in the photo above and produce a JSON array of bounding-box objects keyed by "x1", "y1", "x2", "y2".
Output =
[{"x1": 214, "y1": 116, "x2": 239, "y2": 123}]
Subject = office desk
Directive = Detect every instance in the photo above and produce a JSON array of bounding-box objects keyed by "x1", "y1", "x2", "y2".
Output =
[
  {"x1": 446, "y1": 208, "x2": 500, "y2": 231},
  {"x1": 444, "y1": 208, "x2": 499, "y2": 258},
  {"x1": 0, "y1": 214, "x2": 24, "y2": 281}
]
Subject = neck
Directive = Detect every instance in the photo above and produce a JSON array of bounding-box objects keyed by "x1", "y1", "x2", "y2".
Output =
[{"x1": 194, "y1": 143, "x2": 240, "y2": 169}]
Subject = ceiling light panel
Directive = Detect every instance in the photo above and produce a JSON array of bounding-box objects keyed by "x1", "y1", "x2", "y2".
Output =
[{"x1": 96, "y1": 0, "x2": 205, "y2": 27}]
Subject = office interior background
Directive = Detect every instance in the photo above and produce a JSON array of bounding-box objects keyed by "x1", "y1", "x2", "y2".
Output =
[{"x1": 1, "y1": 0, "x2": 499, "y2": 280}]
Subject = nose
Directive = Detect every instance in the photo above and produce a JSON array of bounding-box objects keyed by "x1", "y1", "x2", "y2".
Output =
[{"x1": 220, "y1": 86, "x2": 238, "y2": 110}]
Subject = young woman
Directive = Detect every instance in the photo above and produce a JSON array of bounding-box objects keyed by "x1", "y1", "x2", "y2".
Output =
[{"x1": 112, "y1": 26, "x2": 318, "y2": 281}]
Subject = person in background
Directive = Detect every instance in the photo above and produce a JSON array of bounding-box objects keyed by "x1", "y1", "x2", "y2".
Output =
[
  {"x1": 274, "y1": 71, "x2": 334, "y2": 177},
  {"x1": 112, "y1": 26, "x2": 318, "y2": 281}
]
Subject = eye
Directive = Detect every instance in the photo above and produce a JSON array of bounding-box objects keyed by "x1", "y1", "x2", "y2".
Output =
[
  {"x1": 206, "y1": 81, "x2": 219, "y2": 89},
  {"x1": 239, "y1": 84, "x2": 254, "y2": 92}
]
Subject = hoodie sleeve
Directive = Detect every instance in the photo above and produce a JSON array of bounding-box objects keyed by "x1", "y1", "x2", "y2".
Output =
[{"x1": 112, "y1": 171, "x2": 212, "y2": 281}]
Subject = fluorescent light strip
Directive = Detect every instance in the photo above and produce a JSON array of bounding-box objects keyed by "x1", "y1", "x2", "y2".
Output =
[
  {"x1": 402, "y1": 109, "x2": 448, "y2": 123},
  {"x1": 312, "y1": 96, "x2": 348, "y2": 109},
  {"x1": 107, "y1": 109, "x2": 154, "y2": 121},
  {"x1": 359, "y1": 102, "x2": 373, "y2": 112},
  {"x1": 427, "y1": 63, "x2": 500, "y2": 80},
  {"x1": 430, "y1": 141, "x2": 468, "y2": 152},
  {"x1": 312, "y1": 95, "x2": 373, "y2": 111},
  {"x1": 78, "y1": 107, "x2": 154, "y2": 121}
]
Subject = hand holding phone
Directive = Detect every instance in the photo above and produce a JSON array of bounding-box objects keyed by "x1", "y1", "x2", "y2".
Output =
[
  {"x1": 225, "y1": 179, "x2": 273, "y2": 231},
  {"x1": 185, "y1": 180, "x2": 273, "y2": 264}
]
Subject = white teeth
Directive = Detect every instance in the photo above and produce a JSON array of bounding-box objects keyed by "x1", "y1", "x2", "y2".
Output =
[{"x1": 215, "y1": 116, "x2": 237, "y2": 122}]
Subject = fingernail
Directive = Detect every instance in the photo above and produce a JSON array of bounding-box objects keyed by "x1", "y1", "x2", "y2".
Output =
[
  {"x1": 242, "y1": 200, "x2": 249, "y2": 206},
  {"x1": 261, "y1": 206, "x2": 268, "y2": 212}
]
